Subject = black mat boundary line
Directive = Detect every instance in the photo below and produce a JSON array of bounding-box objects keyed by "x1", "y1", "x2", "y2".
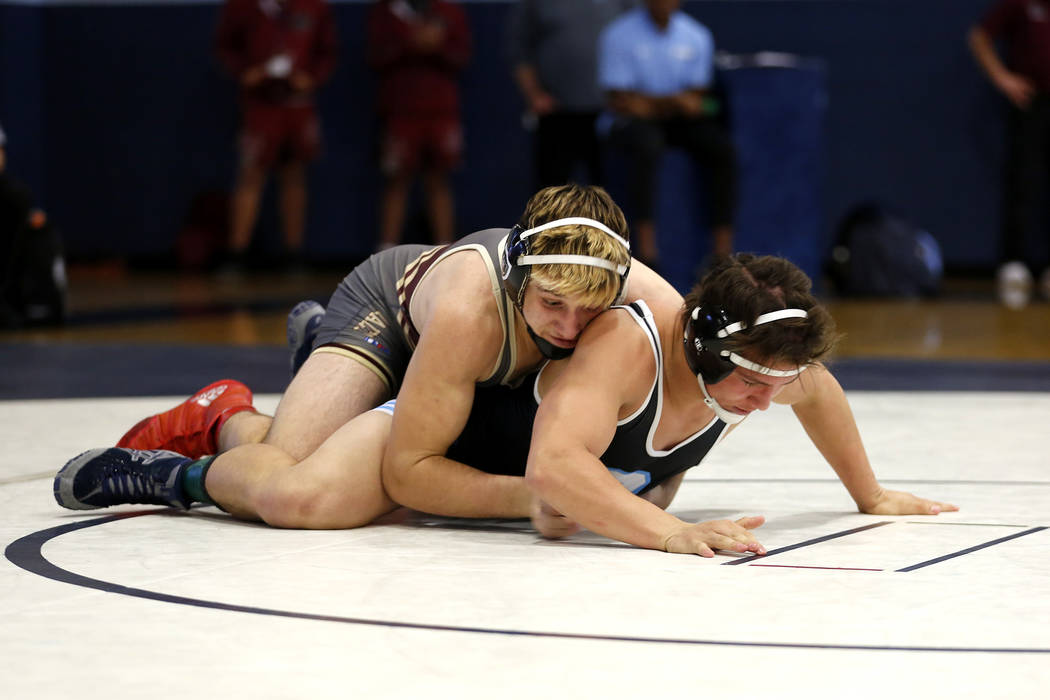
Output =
[
  {"x1": 683, "y1": 478, "x2": 1050, "y2": 486},
  {"x1": 723, "y1": 521, "x2": 893, "y2": 566},
  {"x1": 5, "y1": 513, "x2": 1049, "y2": 653},
  {"x1": 903, "y1": 522, "x2": 1033, "y2": 527},
  {"x1": 895, "y1": 527, "x2": 1048, "y2": 572}
]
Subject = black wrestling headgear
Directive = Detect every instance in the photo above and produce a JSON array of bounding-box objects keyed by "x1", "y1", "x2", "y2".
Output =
[{"x1": 683, "y1": 305, "x2": 810, "y2": 384}]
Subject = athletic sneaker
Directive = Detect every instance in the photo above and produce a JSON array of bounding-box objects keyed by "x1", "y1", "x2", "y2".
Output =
[
  {"x1": 116, "y1": 379, "x2": 254, "y2": 457},
  {"x1": 288, "y1": 300, "x2": 325, "y2": 378},
  {"x1": 997, "y1": 261, "x2": 1032, "y2": 310},
  {"x1": 54, "y1": 447, "x2": 192, "y2": 510}
]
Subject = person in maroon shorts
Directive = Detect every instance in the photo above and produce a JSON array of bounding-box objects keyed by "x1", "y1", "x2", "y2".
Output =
[
  {"x1": 215, "y1": 0, "x2": 338, "y2": 271},
  {"x1": 367, "y1": 0, "x2": 471, "y2": 250}
]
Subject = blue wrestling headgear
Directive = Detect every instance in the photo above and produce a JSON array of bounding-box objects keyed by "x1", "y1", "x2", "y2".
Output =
[{"x1": 501, "y1": 216, "x2": 631, "y2": 360}]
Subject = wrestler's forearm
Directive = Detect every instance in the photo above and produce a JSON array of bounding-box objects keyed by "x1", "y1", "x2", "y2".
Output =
[
  {"x1": 526, "y1": 449, "x2": 684, "y2": 551},
  {"x1": 639, "y1": 472, "x2": 685, "y2": 511},
  {"x1": 382, "y1": 453, "x2": 533, "y2": 519},
  {"x1": 790, "y1": 371, "x2": 882, "y2": 511}
]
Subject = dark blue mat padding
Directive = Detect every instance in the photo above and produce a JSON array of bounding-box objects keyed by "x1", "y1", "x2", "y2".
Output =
[
  {"x1": 0, "y1": 343, "x2": 289, "y2": 399},
  {"x1": 828, "y1": 357, "x2": 1050, "y2": 392},
  {"x1": 1, "y1": 343, "x2": 1049, "y2": 399}
]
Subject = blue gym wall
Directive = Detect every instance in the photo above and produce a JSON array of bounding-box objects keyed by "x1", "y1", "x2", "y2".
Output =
[{"x1": 0, "y1": 0, "x2": 1011, "y2": 276}]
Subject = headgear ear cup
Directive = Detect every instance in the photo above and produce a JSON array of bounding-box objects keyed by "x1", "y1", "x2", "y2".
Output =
[
  {"x1": 501, "y1": 225, "x2": 531, "y2": 307},
  {"x1": 683, "y1": 305, "x2": 737, "y2": 384}
]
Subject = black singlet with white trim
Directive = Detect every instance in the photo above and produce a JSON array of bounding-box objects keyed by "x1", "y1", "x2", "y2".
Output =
[{"x1": 447, "y1": 301, "x2": 730, "y2": 494}]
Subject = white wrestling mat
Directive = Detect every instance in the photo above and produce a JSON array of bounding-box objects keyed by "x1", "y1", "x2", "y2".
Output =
[{"x1": 1, "y1": 392, "x2": 1048, "y2": 699}]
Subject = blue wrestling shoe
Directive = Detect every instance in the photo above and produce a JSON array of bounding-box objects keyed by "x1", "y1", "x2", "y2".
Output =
[
  {"x1": 54, "y1": 448, "x2": 193, "y2": 510},
  {"x1": 287, "y1": 300, "x2": 325, "y2": 378}
]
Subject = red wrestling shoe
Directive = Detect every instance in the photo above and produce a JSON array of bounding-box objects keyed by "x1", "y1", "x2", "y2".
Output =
[{"x1": 116, "y1": 380, "x2": 254, "y2": 457}]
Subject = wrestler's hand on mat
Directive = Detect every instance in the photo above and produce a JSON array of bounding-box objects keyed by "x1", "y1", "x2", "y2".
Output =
[
  {"x1": 531, "y1": 499, "x2": 581, "y2": 539},
  {"x1": 862, "y1": 488, "x2": 959, "y2": 516},
  {"x1": 661, "y1": 516, "x2": 767, "y2": 557}
]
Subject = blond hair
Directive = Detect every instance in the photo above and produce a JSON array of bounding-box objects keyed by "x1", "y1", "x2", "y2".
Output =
[{"x1": 517, "y1": 185, "x2": 631, "y2": 308}]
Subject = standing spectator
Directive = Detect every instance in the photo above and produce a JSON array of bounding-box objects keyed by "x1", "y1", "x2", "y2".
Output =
[
  {"x1": 215, "y1": 0, "x2": 338, "y2": 273},
  {"x1": 367, "y1": 0, "x2": 471, "y2": 250},
  {"x1": 598, "y1": 0, "x2": 736, "y2": 268},
  {"x1": 969, "y1": 0, "x2": 1050, "y2": 307},
  {"x1": 506, "y1": 0, "x2": 635, "y2": 190}
]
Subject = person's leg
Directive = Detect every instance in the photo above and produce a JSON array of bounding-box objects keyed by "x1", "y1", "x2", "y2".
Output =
[
  {"x1": 535, "y1": 113, "x2": 576, "y2": 189},
  {"x1": 420, "y1": 117, "x2": 463, "y2": 244},
  {"x1": 377, "y1": 117, "x2": 421, "y2": 249},
  {"x1": 278, "y1": 159, "x2": 307, "y2": 254},
  {"x1": 217, "y1": 410, "x2": 272, "y2": 453},
  {"x1": 229, "y1": 162, "x2": 267, "y2": 256},
  {"x1": 117, "y1": 379, "x2": 260, "y2": 457},
  {"x1": 421, "y1": 167, "x2": 455, "y2": 245},
  {"x1": 56, "y1": 408, "x2": 399, "y2": 530},
  {"x1": 229, "y1": 103, "x2": 277, "y2": 257},
  {"x1": 997, "y1": 100, "x2": 1047, "y2": 306},
  {"x1": 378, "y1": 170, "x2": 413, "y2": 249},
  {"x1": 577, "y1": 112, "x2": 604, "y2": 187},
  {"x1": 181, "y1": 353, "x2": 388, "y2": 521},
  {"x1": 669, "y1": 117, "x2": 737, "y2": 259},
  {"x1": 249, "y1": 410, "x2": 398, "y2": 528},
  {"x1": 279, "y1": 105, "x2": 321, "y2": 257},
  {"x1": 1002, "y1": 101, "x2": 1047, "y2": 265},
  {"x1": 112, "y1": 351, "x2": 385, "y2": 461},
  {"x1": 261, "y1": 351, "x2": 388, "y2": 460},
  {"x1": 609, "y1": 118, "x2": 665, "y2": 264},
  {"x1": 1034, "y1": 95, "x2": 1050, "y2": 266}
]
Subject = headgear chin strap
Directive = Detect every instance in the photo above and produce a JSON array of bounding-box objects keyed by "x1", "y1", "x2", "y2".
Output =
[
  {"x1": 501, "y1": 216, "x2": 631, "y2": 359},
  {"x1": 696, "y1": 374, "x2": 748, "y2": 425},
  {"x1": 683, "y1": 306, "x2": 810, "y2": 422}
]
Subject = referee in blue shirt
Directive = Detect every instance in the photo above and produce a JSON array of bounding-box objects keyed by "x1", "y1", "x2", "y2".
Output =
[{"x1": 598, "y1": 0, "x2": 736, "y2": 268}]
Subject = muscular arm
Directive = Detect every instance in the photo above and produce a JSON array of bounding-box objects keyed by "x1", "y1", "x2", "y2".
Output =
[
  {"x1": 777, "y1": 366, "x2": 957, "y2": 515},
  {"x1": 639, "y1": 472, "x2": 686, "y2": 510},
  {"x1": 622, "y1": 258, "x2": 683, "y2": 307},
  {"x1": 380, "y1": 268, "x2": 532, "y2": 518},
  {"x1": 525, "y1": 313, "x2": 685, "y2": 549},
  {"x1": 525, "y1": 312, "x2": 764, "y2": 556}
]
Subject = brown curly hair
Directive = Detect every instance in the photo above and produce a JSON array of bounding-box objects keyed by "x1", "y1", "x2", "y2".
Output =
[{"x1": 682, "y1": 254, "x2": 839, "y2": 368}]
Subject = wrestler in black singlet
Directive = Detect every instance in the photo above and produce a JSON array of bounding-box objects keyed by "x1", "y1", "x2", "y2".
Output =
[{"x1": 447, "y1": 301, "x2": 729, "y2": 494}]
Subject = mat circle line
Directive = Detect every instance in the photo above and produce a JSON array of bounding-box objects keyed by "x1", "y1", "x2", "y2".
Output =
[{"x1": 5, "y1": 510, "x2": 1048, "y2": 655}]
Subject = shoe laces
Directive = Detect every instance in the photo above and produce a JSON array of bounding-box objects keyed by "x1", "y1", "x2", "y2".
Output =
[{"x1": 99, "y1": 457, "x2": 172, "y2": 504}]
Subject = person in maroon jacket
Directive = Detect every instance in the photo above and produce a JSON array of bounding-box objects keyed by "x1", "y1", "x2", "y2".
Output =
[
  {"x1": 969, "y1": 0, "x2": 1050, "y2": 307},
  {"x1": 367, "y1": 0, "x2": 471, "y2": 250},
  {"x1": 215, "y1": 0, "x2": 338, "y2": 272}
]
